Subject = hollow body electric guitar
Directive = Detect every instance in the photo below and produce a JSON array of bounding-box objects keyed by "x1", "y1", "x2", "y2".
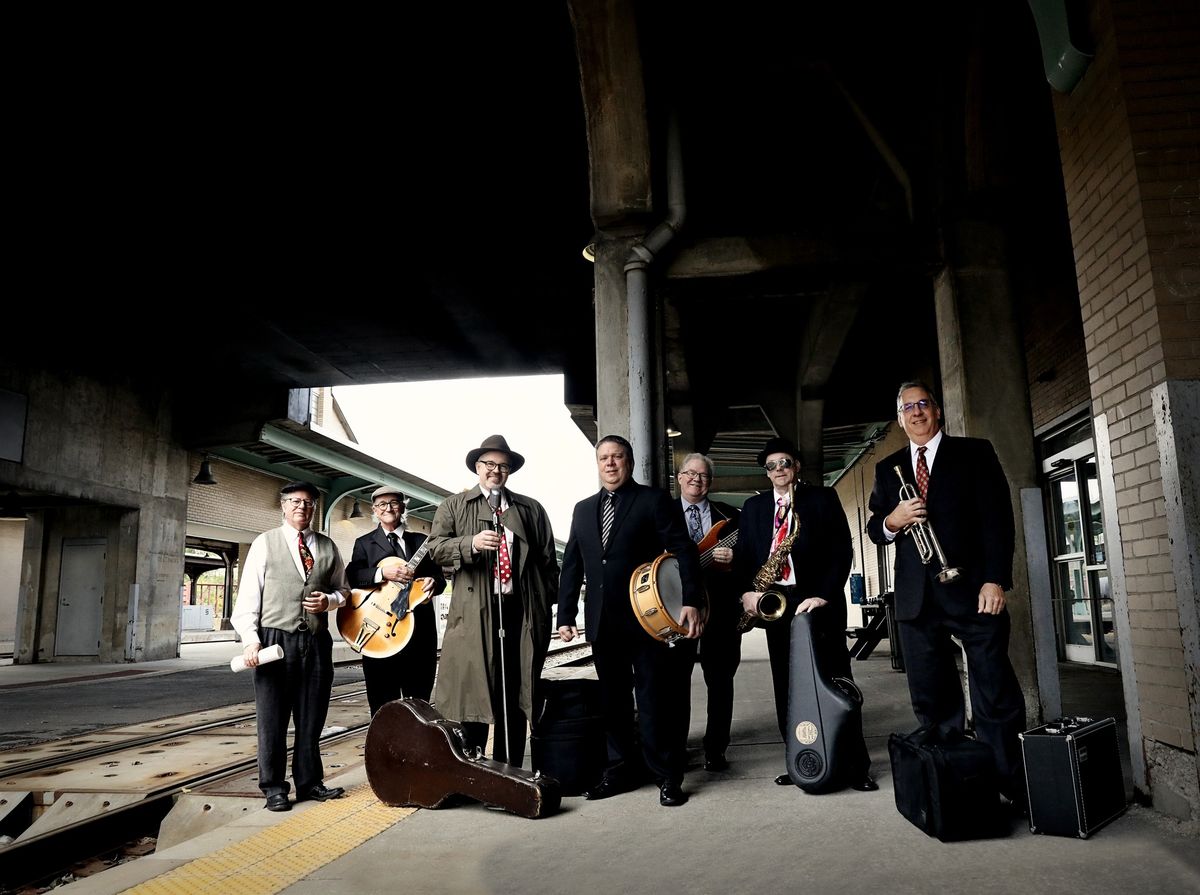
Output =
[
  {"x1": 336, "y1": 548, "x2": 432, "y2": 658},
  {"x1": 698, "y1": 518, "x2": 738, "y2": 570}
]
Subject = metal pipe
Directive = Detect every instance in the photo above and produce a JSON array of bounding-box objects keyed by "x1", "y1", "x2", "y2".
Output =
[{"x1": 624, "y1": 113, "x2": 685, "y2": 483}]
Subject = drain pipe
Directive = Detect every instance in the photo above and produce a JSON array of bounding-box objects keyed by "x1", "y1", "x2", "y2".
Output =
[{"x1": 624, "y1": 114, "x2": 685, "y2": 484}]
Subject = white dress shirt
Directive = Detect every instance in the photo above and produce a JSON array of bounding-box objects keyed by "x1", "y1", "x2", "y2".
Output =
[
  {"x1": 231, "y1": 524, "x2": 348, "y2": 647},
  {"x1": 478, "y1": 486, "x2": 515, "y2": 595}
]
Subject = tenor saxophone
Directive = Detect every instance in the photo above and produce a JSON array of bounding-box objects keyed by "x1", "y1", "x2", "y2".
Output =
[{"x1": 737, "y1": 485, "x2": 799, "y2": 633}]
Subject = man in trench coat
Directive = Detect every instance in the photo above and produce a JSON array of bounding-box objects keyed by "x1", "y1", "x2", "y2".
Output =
[{"x1": 426, "y1": 434, "x2": 560, "y2": 767}]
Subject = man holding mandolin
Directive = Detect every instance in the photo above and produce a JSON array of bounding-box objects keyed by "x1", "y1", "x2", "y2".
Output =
[
  {"x1": 346, "y1": 486, "x2": 446, "y2": 716},
  {"x1": 676, "y1": 452, "x2": 741, "y2": 773}
]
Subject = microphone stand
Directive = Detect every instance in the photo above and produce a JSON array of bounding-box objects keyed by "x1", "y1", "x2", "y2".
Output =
[{"x1": 489, "y1": 490, "x2": 512, "y2": 765}]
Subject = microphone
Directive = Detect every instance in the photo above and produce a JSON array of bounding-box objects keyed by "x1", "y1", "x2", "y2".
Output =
[{"x1": 488, "y1": 489, "x2": 502, "y2": 530}]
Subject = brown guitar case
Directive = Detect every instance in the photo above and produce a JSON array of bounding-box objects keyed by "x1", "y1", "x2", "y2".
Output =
[{"x1": 365, "y1": 698, "x2": 561, "y2": 819}]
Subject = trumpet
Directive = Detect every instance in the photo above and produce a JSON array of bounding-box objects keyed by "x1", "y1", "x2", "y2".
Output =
[
  {"x1": 893, "y1": 465, "x2": 961, "y2": 584},
  {"x1": 737, "y1": 484, "x2": 799, "y2": 633}
]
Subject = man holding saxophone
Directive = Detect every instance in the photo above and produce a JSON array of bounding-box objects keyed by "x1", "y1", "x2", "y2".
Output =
[
  {"x1": 733, "y1": 436, "x2": 875, "y2": 789},
  {"x1": 866, "y1": 381, "x2": 1025, "y2": 810}
]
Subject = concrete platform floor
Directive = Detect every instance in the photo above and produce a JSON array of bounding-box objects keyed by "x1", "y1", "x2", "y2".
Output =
[{"x1": 24, "y1": 631, "x2": 1200, "y2": 895}]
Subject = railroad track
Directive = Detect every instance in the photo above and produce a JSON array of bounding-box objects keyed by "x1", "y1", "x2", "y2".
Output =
[{"x1": 0, "y1": 642, "x2": 593, "y2": 890}]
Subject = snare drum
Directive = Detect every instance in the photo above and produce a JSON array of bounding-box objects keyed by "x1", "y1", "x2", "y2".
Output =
[{"x1": 629, "y1": 553, "x2": 704, "y2": 643}]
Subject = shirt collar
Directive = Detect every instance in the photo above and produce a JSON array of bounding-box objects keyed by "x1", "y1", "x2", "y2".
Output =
[{"x1": 910, "y1": 428, "x2": 944, "y2": 458}]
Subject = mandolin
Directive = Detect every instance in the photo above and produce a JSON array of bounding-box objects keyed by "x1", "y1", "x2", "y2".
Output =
[
  {"x1": 336, "y1": 546, "x2": 432, "y2": 659},
  {"x1": 698, "y1": 518, "x2": 739, "y2": 569}
]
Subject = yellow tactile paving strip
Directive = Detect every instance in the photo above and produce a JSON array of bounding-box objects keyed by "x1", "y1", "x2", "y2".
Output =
[{"x1": 126, "y1": 784, "x2": 414, "y2": 895}]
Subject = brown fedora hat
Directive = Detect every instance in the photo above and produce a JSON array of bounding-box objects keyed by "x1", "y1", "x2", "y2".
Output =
[{"x1": 465, "y1": 434, "x2": 526, "y2": 473}]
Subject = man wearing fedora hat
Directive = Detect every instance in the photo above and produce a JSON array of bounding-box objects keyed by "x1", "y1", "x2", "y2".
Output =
[
  {"x1": 732, "y1": 437, "x2": 876, "y2": 791},
  {"x1": 426, "y1": 435, "x2": 560, "y2": 766},
  {"x1": 346, "y1": 486, "x2": 447, "y2": 716}
]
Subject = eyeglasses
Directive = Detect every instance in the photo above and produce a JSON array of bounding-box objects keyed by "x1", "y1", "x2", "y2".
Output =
[
  {"x1": 283, "y1": 497, "x2": 315, "y2": 508},
  {"x1": 899, "y1": 399, "x2": 933, "y2": 415},
  {"x1": 374, "y1": 501, "x2": 404, "y2": 510},
  {"x1": 477, "y1": 460, "x2": 511, "y2": 473},
  {"x1": 679, "y1": 470, "x2": 711, "y2": 482},
  {"x1": 763, "y1": 458, "x2": 793, "y2": 472}
]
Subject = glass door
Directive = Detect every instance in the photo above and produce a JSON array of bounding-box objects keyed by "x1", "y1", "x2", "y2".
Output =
[{"x1": 1044, "y1": 437, "x2": 1115, "y2": 666}]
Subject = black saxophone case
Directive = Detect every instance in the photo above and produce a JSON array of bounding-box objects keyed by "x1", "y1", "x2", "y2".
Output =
[
  {"x1": 785, "y1": 611, "x2": 866, "y2": 793},
  {"x1": 888, "y1": 726, "x2": 1007, "y2": 841},
  {"x1": 1021, "y1": 716, "x2": 1126, "y2": 838}
]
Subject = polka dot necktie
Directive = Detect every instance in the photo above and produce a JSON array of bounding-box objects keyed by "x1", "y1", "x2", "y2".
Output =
[
  {"x1": 916, "y1": 446, "x2": 930, "y2": 500},
  {"x1": 297, "y1": 532, "x2": 314, "y2": 579},
  {"x1": 497, "y1": 520, "x2": 512, "y2": 585}
]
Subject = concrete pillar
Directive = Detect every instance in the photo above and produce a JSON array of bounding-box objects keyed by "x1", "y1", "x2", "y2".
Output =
[
  {"x1": 934, "y1": 220, "x2": 1042, "y2": 726},
  {"x1": 594, "y1": 234, "x2": 655, "y2": 482}
]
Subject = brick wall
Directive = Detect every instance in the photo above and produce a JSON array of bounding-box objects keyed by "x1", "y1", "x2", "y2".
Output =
[
  {"x1": 1052, "y1": 0, "x2": 1197, "y2": 761},
  {"x1": 186, "y1": 457, "x2": 290, "y2": 536}
]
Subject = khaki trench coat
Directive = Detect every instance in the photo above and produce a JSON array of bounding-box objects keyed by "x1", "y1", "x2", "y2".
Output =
[{"x1": 427, "y1": 487, "x2": 559, "y2": 724}]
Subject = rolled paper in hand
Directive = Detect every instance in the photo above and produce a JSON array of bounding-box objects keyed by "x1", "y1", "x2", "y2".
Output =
[{"x1": 230, "y1": 642, "x2": 285, "y2": 673}]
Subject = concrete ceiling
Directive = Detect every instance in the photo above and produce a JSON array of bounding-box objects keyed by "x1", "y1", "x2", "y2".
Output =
[{"x1": 11, "y1": 2, "x2": 1071, "y2": 488}]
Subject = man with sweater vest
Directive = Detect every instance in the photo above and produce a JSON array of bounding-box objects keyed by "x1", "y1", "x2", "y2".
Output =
[{"x1": 232, "y1": 481, "x2": 350, "y2": 812}]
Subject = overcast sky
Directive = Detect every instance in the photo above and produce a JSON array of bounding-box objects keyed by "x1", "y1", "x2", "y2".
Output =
[{"x1": 333, "y1": 375, "x2": 597, "y2": 539}]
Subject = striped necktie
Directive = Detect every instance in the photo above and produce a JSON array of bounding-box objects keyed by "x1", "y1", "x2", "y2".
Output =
[{"x1": 601, "y1": 490, "x2": 616, "y2": 550}]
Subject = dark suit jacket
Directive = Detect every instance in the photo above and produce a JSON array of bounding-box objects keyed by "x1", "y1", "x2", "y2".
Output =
[
  {"x1": 732, "y1": 484, "x2": 853, "y2": 632},
  {"x1": 346, "y1": 527, "x2": 447, "y2": 598},
  {"x1": 866, "y1": 435, "x2": 1014, "y2": 622},
  {"x1": 557, "y1": 481, "x2": 703, "y2": 643}
]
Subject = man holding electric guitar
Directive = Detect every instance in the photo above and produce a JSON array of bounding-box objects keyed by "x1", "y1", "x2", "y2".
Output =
[
  {"x1": 426, "y1": 435, "x2": 560, "y2": 768},
  {"x1": 676, "y1": 452, "x2": 741, "y2": 773},
  {"x1": 345, "y1": 487, "x2": 447, "y2": 716}
]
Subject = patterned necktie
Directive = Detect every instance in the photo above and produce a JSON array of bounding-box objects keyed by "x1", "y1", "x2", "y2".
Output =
[
  {"x1": 388, "y1": 531, "x2": 405, "y2": 558},
  {"x1": 687, "y1": 504, "x2": 703, "y2": 543},
  {"x1": 916, "y1": 446, "x2": 930, "y2": 500},
  {"x1": 773, "y1": 497, "x2": 791, "y2": 579},
  {"x1": 497, "y1": 521, "x2": 512, "y2": 585},
  {"x1": 601, "y1": 490, "x2": 616, "y2": 550},
  {"x1": 297, "y1": 531, "x2": 314, "y2": 579}
]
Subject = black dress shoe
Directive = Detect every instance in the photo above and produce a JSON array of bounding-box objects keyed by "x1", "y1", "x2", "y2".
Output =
[
  {"x1": 298, "y1": 784, "x2": 345, "y2": 802},
  {"x1": 704, "y1": 753, "x2": 729, "y2": 772},
  {"x1": 584, "y1": 776, "x2": 630, "y2": 801},
  {"x1": 849, "y1": 776, "x2": 879, "y2": 792},
  {"x1": 774, "y1": 773, "x2": 794, "y2": 786},
  {"x1": 265, "y1": 794, "x2": 291, "y2": 812},
  {"x1": 659, "y1": 781, "x2": 688, "y2": 807}
]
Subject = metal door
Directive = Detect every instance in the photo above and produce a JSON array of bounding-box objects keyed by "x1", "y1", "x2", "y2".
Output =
[{"x1": 55, "y1": 539, "x2": 106, "y2": 656}]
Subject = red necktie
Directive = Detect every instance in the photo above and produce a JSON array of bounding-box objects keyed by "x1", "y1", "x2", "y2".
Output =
[
  {"x1": 916, "y1": 446, "x2": 930, "y2": 500},
  {"x1": 298, "y1": 532, "x2": 314, "y2": 578},
  {"x1": 773, "y1": 497, "x2": 791, "y2": 579},
  {"x1": 497, "y1": 523, "x2": 512, "y2": 585}
]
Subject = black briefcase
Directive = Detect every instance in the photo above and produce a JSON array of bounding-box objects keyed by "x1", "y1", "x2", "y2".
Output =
[
  {"x1": 1020, "y1": 716, "x2": 1126, "y2": 838},
  {"x1": 888, "y1": 726, "x2": 1008, "y2": 841},
  {"x1": 530, "y1": 676, "x2": 605, "y2": 795}
]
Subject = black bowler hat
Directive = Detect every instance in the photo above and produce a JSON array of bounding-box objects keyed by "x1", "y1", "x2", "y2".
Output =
[
  {"x1": 756, "y1": 437, "x2": 799, "y2": 468},
  {"x1": 465, "y1": 434, "x2": 526, "y2": 473}
]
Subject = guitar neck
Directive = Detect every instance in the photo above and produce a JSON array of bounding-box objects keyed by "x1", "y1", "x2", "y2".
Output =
[
  {"x1": 699, "y1": 530, "x2": 739, "y2": 568},
  {"x1": 391, "y1": 540, "x2": 433, "y2": 615}
]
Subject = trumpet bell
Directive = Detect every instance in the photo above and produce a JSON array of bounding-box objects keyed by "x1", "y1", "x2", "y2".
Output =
[{"x1": 935, "y1": 566, "x2": 962, "y2": 584}]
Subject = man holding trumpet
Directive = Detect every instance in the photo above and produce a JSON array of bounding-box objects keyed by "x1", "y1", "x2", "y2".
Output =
[{"x1": 867, "y1": 381, "x2": 1025, "y2": 810}]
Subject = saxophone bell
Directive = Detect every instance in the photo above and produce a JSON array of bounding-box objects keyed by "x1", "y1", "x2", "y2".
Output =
[{"x1": 736, "y1": 589, "x2": 788, "y2": 633}]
